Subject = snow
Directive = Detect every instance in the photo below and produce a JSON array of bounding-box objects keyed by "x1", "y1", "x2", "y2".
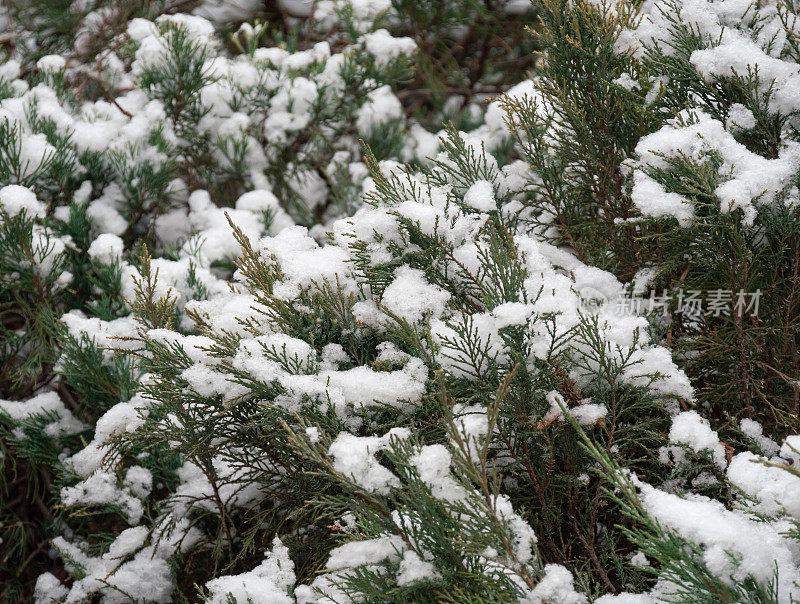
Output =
[
  {"x1": 51, "y1": 522, "x2": 188, "y2": 603},
  {"x1": 380, "y1": 266, "x2": 451, "y2": 323},
  {"x1": 60, "y1": 470, "x2": 146, "y2": 524},
  {"x1": 324, "y1": 534, "x2": 405, "y2": 570},
  {"x1": 61, "y1": 312, "x2": 140, "y2": 357},
  {"x1": 409, "y1": 444, "x2": 467, "y2": 502},
  {"x1": 34, "y1": 573, "x2": 68, "y2": 604},
  {"x1": 0, "y1": 392, "x2": 84, "y2": 439},
  {"x1": 463, "y1": 180, "x2": 497, "y2": 212},
  {"x1": 277, "y1": 0, "x2": 316, "y2": 17},
  {"x1": 168, "y1": 458, "x2": 263, "y2": 517},
  {"x1": 124, "y1": 466, "x2": 154, "y2": 499},
  {"x1": 568, "y1": 403, "x2": 608, "y2": 426},
  {"x1": 12, "y1": 0, "x2": 800, "y2": 601},
  {"x1": 740, "y1": 418, "x2": 780, "y2": 456},
  {"x1": 632, "y1": 111, "x2": 800, "y2": 226},
  {"x1": 669, "y1": 411, "x2": 726, "y2": 468},
  {"x1": 36, "y1": 54, "x2": 67, "y2": 72},
  {"x1": 0, "y1": 184, "x2": 46, "y2": 218},
  {"x1": 205, "y1": 538, "x2": 295, "y2": 603},
  {"x1": 361, "y1": 29, "x2": 417, "y2": 66},
  {"x1": 729, "y1": 451, "x2": 800, "y2": 517},
  {"x1": 522, "y1": 564, "x2": 587, "y2": 604},
  {"x1": 630, "y1": 551, "x2": 650, "y2": 567},
  {"x1": 630, "y1": 169, "x2": 695, "y2": 226},
  {"x1": 322, "y1": 359, "x2": 428, "y2": 409},
  {"x1": 396, "y1": 550, "x2": 442, "y2": 585},
  {"x1": 64, "y1": 396, "x2": 150, "y2": 477},
  {"x1": 639, "y1": 482, "x2": 800, "y2": 600},
  {"x1": 0, "y1": 58, "x2": 20, "y2": 81},
  {"x1": 260, "y1": 226, "x2": 352, "y2": 299},
  {"x1": 781, "y1": 435, "x2": 800, "y2": 464},
  {"x1": 492, "y1": 493, "x2": 537, "y2": 563},
  {"x1": 193, "y1": 0, "x2": 263, "y2": 24},
  {"x1": 356, "y1": 84, "x2": 404, "y2": 135},
  {"x1": 612, "y1": 73, "x2": 639, "y2": 90},
  {"x1": 328, "y1": 428, "x2": 410, "y2": 494},
  {"x1": 727, "y1": 103, "x2": 757, "y2": 132},
  {"x1": 452, "y1": 404, "x2": 490, "y2": 461},
  {"x1": 87, "y1": 233, "x2": 124, "y2": 264}
]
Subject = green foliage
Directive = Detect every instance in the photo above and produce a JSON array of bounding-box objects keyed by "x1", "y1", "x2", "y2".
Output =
[{"x1": 3, "y1": 0, "x2": 800, "y2": 601}]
